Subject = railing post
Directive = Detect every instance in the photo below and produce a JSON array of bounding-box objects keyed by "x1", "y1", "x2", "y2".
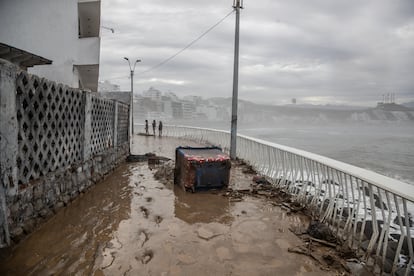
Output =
[
  {"x1": 113, "y1": 101, "x2": 118, "y2": 148},
  {"x1": 0, "y1": 60, "x2": 18, "y2": 246},
  {"x1": 83, "y1": 92, "x2": 92, "y2": 161}
]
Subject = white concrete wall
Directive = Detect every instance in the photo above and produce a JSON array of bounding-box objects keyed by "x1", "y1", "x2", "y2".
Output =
[{"x1": 0, "y1": 0, "x2": 100, "y2": 89}]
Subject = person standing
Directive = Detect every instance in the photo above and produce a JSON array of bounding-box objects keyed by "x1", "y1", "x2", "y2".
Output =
[
  {"x1": 152, "y1": 120, "x2": 156, "y2": 136},
  {"x1": 158, "y1": 121, "x2": 163, "y2": 137},
  {"x1": 145, "y1": 120, "x2": 149, "y2": 135}
]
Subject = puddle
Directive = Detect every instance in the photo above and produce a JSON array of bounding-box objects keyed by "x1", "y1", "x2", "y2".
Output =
[
  {"x1": 0, "y1": 163, "x2": 134, "y2": 275},
  {"x1": 174, "y1": 188, "x2": 233, "y2": 224}
]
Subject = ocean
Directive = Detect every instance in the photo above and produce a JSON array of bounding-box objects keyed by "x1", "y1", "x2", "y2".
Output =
[
  {"x1": 159, "y1": 120, "x2": 414, "y2": 185},
  {"x1": 239, "y1": 123, "x2": 414, "y2": 185}
]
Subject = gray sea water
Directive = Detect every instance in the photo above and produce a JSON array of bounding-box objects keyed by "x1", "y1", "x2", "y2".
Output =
[
  {"x1": 238, "y1": 123, "x2": 414, "y2": 185},
  {"x1": 158, "y1": 120, "x2": 414, "y2": 185}
]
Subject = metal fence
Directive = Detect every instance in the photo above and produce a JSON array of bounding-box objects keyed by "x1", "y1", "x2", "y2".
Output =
[{"x1": 162, "y1": 125, "x2": 414, "y2": 274}]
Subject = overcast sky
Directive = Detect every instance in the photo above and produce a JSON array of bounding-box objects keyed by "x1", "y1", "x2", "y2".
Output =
[{"x1": 99, "y1": 0, "x2": 414, "y2": 106}]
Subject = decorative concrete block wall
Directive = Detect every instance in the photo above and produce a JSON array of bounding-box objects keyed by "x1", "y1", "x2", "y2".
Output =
[{"x1": 0, "y1": 59, "x2": 130, "y2": 247}]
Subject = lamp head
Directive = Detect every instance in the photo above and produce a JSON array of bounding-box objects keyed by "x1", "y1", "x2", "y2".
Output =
[{"x1": 124, "y1": 57, "x2": 129, "y2": 61}]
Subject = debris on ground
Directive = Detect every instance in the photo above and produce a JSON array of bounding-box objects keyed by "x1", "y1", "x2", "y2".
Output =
[
  {"x1": 241, "y1": 164, "x2": 256, "y2": 174},
  {"x1": 153, "y1": 160, "x2": 175, "y2": 188},
  {"x1": 307, "y1": 220, "x2": 338, "y2": 244},
  {"x1": 127, "y1": 153, "x2": 155, "y2": 162},
  {"x1": 127, "y1": 153, "x2": 170, "y2": 165},
  {"x1": 252, "y1": 175, "x2": 270, "y2": 185}
]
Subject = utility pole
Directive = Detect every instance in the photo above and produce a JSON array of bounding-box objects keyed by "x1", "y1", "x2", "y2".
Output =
[
  {"x1": 230, "y1": 0, "x2": 243, "y2": 160},
  {"x1": 124, "y1": 57, "x2": 141, "y2": 138}
]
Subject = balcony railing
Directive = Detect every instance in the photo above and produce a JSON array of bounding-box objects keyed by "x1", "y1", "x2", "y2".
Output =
[{"x1": 159, "y1": 124, "x2": 414, "y2": 274}]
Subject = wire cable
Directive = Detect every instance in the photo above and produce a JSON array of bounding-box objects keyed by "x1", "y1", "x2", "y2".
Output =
[
  {"x1": 138, "y1": 9, "x2": 234, "y2": 75},
  {"x1": 104, "y1": 75, "x2": 130, "y2": 81}
]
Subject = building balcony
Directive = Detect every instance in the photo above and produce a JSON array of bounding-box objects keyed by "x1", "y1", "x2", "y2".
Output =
[
  {"x1": 74, "y1": 64, "x2": 99, "y2": 92},
  {"x1": 78, "y1": 0, "x2": 101, "y2": 38}
]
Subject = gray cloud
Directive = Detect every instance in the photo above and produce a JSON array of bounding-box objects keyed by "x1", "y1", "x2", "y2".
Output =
[{"x1": 99, "y1": 0, "x2": 414, "y2": 105}]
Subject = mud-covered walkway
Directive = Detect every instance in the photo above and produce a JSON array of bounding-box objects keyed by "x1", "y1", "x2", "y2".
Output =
[{"x1": 0, "y1": 135, "x2": 349, "y2": 275}]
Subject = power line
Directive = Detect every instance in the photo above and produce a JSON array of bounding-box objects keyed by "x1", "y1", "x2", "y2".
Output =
[
  {"x1": 103, "y1": 75, "x2": 129, "y2": 81},
  {"x1": 138, "y1": 9, "x2": 234, "y2": 76}
]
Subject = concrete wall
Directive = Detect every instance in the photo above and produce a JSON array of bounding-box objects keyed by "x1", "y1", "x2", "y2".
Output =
[
  {"x1": 0, "y1": 59, "x2": 129, "y2": 247},
  {"x1": 0, "y1": 0, "x2": 100, "y2": 90}
]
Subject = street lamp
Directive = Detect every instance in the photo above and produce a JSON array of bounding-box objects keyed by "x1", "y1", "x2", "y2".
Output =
[
  {"x1": 124, "y1": 57, "x2": 141, "y2": 137},
  {"x1": 230, "y1": 0, "x2": 243, "y2": 160}
]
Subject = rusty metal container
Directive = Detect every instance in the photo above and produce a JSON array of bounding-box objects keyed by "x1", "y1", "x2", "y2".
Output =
[{"x1": 174, "y1": 146, "x2": 231, "y2": 192}]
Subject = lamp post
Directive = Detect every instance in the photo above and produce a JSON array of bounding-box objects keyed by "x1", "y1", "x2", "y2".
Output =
[
  {"x1": 230, "y1": 0, "x2": 243, "y2": 160},
  {"x1": 124, "y1": 57, "x2": 141, "y2": 137}
]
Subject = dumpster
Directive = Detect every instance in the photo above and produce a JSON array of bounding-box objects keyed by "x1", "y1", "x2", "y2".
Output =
[{"x1": 174, "y1": 146, "x2": 231, "y2": 192}]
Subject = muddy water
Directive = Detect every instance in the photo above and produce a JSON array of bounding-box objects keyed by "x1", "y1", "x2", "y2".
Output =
[
  {"x1": 0, "y1": 136, "x2": 333, "y2": 275},
  {"x1": 0, "y1": 163, "x2": 134, "y2": 275}
]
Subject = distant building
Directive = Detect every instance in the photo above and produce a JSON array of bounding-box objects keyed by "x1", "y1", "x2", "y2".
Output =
[
  {"x1": 171, "y1": 101, "x2": 183, "y2": 119},
  {"x1": 164, "y1": 91, "x2": 179, "y2": 101},
  {"x1": 0, "y1": 0, "x2": 101, "y2": 92},
  {"x1": 182, "y1": 100, "x2": 196, "y2": 119},
  {"x1": 183, "y1": 95, "x2": 202, "y2": 105},
  {"x1": 143, "y1": 87, "x2": 162, "y2": 101},
  {"x1": 98, "y1": 80, "x2": 120, "y2": 92},
  {"x1": 134, "y1": 87, "x2": 223, "y2": 121}
]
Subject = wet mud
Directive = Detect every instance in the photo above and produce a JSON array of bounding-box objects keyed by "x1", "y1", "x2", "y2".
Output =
[{"x1": 0, "y1": 136, "x2": 355, "y2": 275}]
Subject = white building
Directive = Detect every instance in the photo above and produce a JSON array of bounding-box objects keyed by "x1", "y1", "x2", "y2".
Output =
[
  {"x1": 0, "y1": 0, "x2": 101, "y2": 92},
  {"x1": 182, "y1": 100, "x2": 196, "y2": 120},
  {"x1": 143, "y1": 87, "x2": 162, "y2": 101},
  {"x1": 183, "y1": 95, "x2": 202, "y2": 105},
  {"x1": 98, "y1": 80, "x2": 120, "y2": 92}
]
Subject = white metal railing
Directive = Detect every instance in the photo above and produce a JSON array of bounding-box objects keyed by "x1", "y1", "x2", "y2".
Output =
[{"x1": 160, "y1": 124, "x2": 414, "y2": 274}]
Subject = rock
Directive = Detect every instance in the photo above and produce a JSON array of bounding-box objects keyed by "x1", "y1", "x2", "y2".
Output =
[
  {"x1": 373, "y1": 194, "x2": 388, "y2": 210},
  {"x1": 39, "y1": 208, "x2": 52, "y2": 218},
  {"x1": 362, "y1": 186, "x2": 370, "y2": 197},
  {"x1": 242, "y1": 164, "x2": 256, "y2": 174},
  {"x1": 197, "y1": 227, "x2": 215, "y2": 240},
  {"x1": 22, "y1": 219, "x2": 36, "y2": 234},
  {"x1": 62, "y1": 195, "x2": 71, "y2": 205},
  {"x1": 396, "y1": 267, "x2": 414, "y2": 276},
  {"x1": 322, "y1": 254, "x2": 335, "y2": 265},
  {"x1": 46, "y1": 189, "x2": 55, "y2": 206},
  {"x1": 340, "y1": 207, "x2": 353, "y2": 218},
  {"x1": 34, "y1": 198, "x2": 43, "y2": 211},
  {"x1": 23, "y1": 203, "x2": 34, "y2": 218},
  {"x1": 10, "y1": 202, "x2": 20, "y2": 214},
  {"x1": 10, "y1": 226, "x2": 24, "y2": 242},
  {"x1": 356, "y1": 220, "x2": 384, "y2": 240},
  {"x1": 253, "y1": 175, "x2": 269, "y2": 185},
  {"x1": 360, "y1": 240, "x2": 373, "y2": 252},
  {"x1": 53, "y1": 202, "x2": 64, "y2": 213},
  {"x1": 382, "y1": 258, "x2": 393, "y2": 274},
  {"x1": 389, "y1": 234, "x2": 414, "y2": 256},
  {"x1": 393, "y1": 215, "x2": 413, "y2": 227},
  {"x1": 346, "y1": 261, "x2": 371, "y2": 276},
  {"x1": 33, "y1": 183, "x2": 44, "y2": 200},
  {"x1": 307, "y1": 220, "x2": 337, "y2": 243}
]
